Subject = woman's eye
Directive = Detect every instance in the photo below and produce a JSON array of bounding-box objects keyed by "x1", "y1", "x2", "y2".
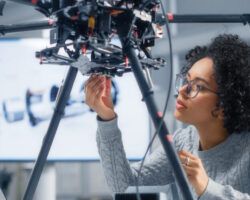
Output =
[
  {"x1": 196, "y1": 85, "x2": 205, "y2": 91},
  {"x1": 183, "y1": 79, "x2": 189, "y2": 84}
]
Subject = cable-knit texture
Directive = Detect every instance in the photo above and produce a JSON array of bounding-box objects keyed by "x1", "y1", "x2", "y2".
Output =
[{"x1": 96, "y1": 118, "x2": 250, "y2": 199}]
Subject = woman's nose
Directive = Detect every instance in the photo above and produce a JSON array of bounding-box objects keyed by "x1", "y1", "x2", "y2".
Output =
[{"x1": 178, "y1": 84, "x2": 188, "y2": 98}]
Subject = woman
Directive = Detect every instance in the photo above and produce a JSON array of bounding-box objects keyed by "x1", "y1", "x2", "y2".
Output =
[{"x1": 84, "y1": 34, "x2": 250, "y2": 199}]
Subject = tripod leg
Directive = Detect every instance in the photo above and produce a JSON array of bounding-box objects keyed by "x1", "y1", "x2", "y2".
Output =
[
  {"x1": 123, "y1": 45, "x2": 194, "y2": 200},
  {"x1": 23, "y1": 67, "x2": 78, "y2": 200}
]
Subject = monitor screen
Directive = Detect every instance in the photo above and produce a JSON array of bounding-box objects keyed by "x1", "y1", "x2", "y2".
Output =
[{"x1": 0, "y1": 38, "x2": 150, "y2": 161}]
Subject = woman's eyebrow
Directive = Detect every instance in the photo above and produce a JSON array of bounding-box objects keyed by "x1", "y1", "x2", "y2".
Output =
[{"x1": 187, "y1": 72, "x2": 210, "y2": 85}]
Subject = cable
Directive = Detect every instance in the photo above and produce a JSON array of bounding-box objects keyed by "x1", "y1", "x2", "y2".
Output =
[{"x1": 135, "y1": 1, "x2": 173, "y2": 200}]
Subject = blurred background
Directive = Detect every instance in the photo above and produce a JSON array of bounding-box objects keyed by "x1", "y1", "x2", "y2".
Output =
[{"x1": 1, "y1": 0, "x2": 250, "y2": 199}]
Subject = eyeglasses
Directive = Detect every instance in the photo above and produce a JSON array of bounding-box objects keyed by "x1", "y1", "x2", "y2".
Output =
[{"x1": 175, "y1": 74, "x2": 218, "y2": 98}]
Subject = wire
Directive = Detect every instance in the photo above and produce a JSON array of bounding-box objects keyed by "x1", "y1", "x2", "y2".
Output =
[{"x1": 135, "y1": 1, "x2": 173, "y2": 200}]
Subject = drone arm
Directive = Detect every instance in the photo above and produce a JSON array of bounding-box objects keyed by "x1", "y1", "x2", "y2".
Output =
[{"x1": 0, "y1": 20, "x2": 55, "y2": 35}]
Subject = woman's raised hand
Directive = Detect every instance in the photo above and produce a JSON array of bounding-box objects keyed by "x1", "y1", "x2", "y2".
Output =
[{"x1": 85, "y1": 75, "x2": 116, "y2": 121}]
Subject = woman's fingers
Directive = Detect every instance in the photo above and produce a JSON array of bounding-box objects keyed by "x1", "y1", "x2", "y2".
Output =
[
  {"x1": 84, "y1": 75, "x2": 115, "y2": 120},
  {"x1": 89, "y1": 87, "x2": 104, "y2": 109},
  {"x1": 91, "y1": 79, "x2": 105, "y2": 95},
  {"x1": 85, "y1": 76, "x2": 104, "y2": 95},
  {"x1": 85, "y1": 75, "x2": 105, "y2": 107},
  {"x1": 179, "y1": 151, "x2": 200, "y2": 169},
  {"x1": 105, "y1": 77, "x2": 112, "y2": 97},
  {"x1": 178, "y1": 150, "x2": 209, "y2": 196},
  {"x1": 85, "y1": 76, "x2": 104, "y2": 93},
  {"x1": 179, "y1": 154, "x2": 192, "y2": 166},
  {"x1": 179, "y1": 150, "x2": 197, "y2": 160}
]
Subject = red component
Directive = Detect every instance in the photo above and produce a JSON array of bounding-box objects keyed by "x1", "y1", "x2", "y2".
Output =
[
  {"x1": 125, "y1": 56, "x2": 129, "y2": 67},
  {"x1": 134, "y1": 31, "x2": 138, "y2": 38},
  {"x1": 157, "y1": 111, "x2": 163, "y2": 118},
  {"x1": 31, "y1": 0, "x2": 38, "y2": 5},
  {"x1": 48, "y1": 19, "x2": 54, "y2": 25},
  {"x1": 167, "y1": 13, "x2": 174, "y2": 21},
  {"x1": 165, "y1": 134, "x2": 173, "y2": 143},
  {"x1": 82, "y1": 47, "x2": 87, "y2": 55},
  {"x1": 125, "y1": 57, "x2": 129, "y2": 67},
  {"x1": 88, "y1": 30, "x2": 93, "y2": 37},
  {"x1": 70, "y1": 16, "x2": 79, "y2": 21}
]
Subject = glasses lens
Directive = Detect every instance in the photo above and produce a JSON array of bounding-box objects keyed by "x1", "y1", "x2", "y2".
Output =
[
  {"x1": 175, "y1": 75, "x2": 186, "y2": 91},
  {"x1": 187, "y1": 82, "x2": 199, "y2": 98},
  {"x1": 175, "y1": 75, "x2": 199, "y2": 98},
  {"x1": 175, "y1": 75, "x2": 181, "y2": 92}
]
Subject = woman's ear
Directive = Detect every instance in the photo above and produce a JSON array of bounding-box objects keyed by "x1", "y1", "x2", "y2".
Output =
[
  {"x1": 217, "y1": 108, "x2": 224, "y2": 120},
  {"x1": 211, "y1": 107, "x2": 224, "y2": 120}
]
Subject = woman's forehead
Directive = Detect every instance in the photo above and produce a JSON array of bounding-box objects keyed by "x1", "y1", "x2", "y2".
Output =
[{"x1": 188, "y1": 57, "x2": 215, "y2": 83}]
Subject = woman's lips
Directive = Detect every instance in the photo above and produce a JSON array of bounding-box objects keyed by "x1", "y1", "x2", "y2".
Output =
[{"x1": 176, "y1": 99, "x2": 187, "y2": 110}]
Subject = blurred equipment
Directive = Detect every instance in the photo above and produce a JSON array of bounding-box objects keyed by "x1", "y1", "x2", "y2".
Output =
[
  {"x1": 25, "y1": 80, "x2": 119, "y2": 126},
  {"x1": 2, "y1": 98, "x2": 25, "y2": 123}
]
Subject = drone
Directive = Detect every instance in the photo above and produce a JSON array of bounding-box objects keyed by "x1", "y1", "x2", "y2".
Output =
[{"x1": 1, "y1": 0, "x2": 166, "y2": 77}]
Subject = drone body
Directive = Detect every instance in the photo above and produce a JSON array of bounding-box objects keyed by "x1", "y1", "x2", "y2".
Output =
[{"x1": 9, "y1": 0, "x2": 167, "y2": 76}]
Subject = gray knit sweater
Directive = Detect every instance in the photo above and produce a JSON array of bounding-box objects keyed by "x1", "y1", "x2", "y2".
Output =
[{"x1": 96, "y1": 117, "x2": 250, "y2": 200}]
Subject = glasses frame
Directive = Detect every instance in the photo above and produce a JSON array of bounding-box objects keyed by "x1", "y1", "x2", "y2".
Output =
[{"x1": 175, "y1": 74, "x2": 218, "y2": 98}]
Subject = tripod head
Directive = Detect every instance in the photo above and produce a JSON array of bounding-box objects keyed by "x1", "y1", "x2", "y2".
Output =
[{"x1": 2, "y1": 0, "x2": 166, "y2": 77}]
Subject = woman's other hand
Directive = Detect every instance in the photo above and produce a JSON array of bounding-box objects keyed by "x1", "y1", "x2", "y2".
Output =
[{"x1": 179, "y1": 150, "x2": 209, "y2": 197}]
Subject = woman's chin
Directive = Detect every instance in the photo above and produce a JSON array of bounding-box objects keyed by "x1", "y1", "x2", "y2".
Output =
[
  {"x1": 174, "y1": 109, "x2": 182, "y2": 120},
  {"x1": 174, "y1": 110, "x2": 188, "y2": 123}
]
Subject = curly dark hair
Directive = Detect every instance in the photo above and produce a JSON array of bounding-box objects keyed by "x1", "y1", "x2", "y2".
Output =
[{"x1": 181, "y1": 34, "x2": 250, "y2": 134}]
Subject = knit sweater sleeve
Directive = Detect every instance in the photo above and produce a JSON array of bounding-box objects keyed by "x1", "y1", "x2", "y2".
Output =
[
  {"x1": 96, "y1": 116, "x2": 187, "y2": 193},
  {"x1": 198, "y1": 131, "x2": 250, "y2": 200},
  {"x1": 199, "y1": 178, "x2": 250, "y2": 200}
]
